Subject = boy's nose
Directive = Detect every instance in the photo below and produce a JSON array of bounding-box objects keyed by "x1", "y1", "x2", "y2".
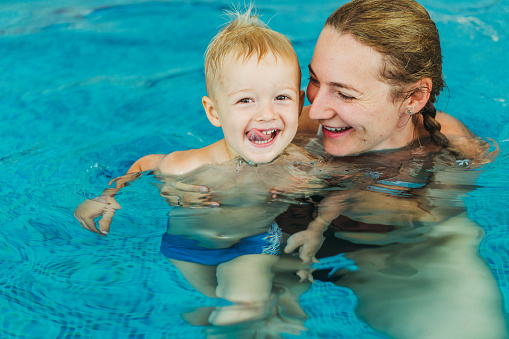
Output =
[{"x1": 254, "y1": 104, "x2": 277, "y2": 121}]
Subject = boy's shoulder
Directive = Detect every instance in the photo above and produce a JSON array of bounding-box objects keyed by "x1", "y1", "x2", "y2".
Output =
[
  {"x1": 127, "y1": 154, "x2": 166, "y2": 173},
  {"x1": 158, "y1": 149, "x2": 204, "y2": 176},
  {"x1": 158, "y1": 140, "x2": 229, "y2": 176}
]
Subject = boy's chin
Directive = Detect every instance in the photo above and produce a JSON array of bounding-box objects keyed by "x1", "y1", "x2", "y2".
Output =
[{"x1": 243, "y1": 151, "x2": 281, "y2": 165}]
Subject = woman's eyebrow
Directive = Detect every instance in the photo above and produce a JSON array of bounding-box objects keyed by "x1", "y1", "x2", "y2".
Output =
[{"x1": 308, "y1": 65, "x2": 362, "y2": 94}]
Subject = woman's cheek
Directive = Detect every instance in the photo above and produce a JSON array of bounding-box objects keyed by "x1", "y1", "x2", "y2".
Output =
[{"x1": 306, "y1": 83, "x2": 317, "y2": 103}]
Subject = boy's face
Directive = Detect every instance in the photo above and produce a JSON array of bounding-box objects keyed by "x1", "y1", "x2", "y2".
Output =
[{"x1": 204, "y1": 52, "x2": 303, "y2": 164}]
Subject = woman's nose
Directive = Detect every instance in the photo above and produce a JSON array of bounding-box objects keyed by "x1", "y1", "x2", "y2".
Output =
[{"x1": 308, "y1": 88, "x2": 335, "y2": 120}]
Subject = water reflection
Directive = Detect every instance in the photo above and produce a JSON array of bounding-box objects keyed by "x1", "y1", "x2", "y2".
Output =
[
  {"x1": 157, "y1": 138, "x2": 507, "y2": 338},
  {"x1": 156, "y1": 147, "x2": 336, "y2": 329}
]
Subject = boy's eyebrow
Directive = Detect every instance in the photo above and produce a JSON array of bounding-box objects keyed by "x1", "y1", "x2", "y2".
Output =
[
  {"x1": 308, "y1": 65, "x2": 362, "y2": 94},
  {"x1": 228, "y1": 88, "x2": 252, "y2": 97},
  {"x1": 228, "y1": 86, "x2": 298, "y2": 97}
]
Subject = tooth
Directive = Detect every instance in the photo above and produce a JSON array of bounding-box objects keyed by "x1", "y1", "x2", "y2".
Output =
[
  {"x1": 254, "y1": 136, "x2": 274, "y2": 144},
  {"x1": 325, "y1": 126, "x2": 348, "y2": 132}
]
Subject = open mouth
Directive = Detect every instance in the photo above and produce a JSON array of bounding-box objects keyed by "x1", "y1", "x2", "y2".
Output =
[{"x1": 246, "y1": 128, "x2": 280, "y2": 145}]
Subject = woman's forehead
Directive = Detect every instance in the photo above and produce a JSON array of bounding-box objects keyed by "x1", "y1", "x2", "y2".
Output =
[{"x1": 311, "y1": 28, "x2": 386, "y2": 90}]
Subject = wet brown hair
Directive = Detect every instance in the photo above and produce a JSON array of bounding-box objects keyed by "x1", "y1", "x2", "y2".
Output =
[{"x1": 325, "y1": 0, "x2": 448, "y2": 146}]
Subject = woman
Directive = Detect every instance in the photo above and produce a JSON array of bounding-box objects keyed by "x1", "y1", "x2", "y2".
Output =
[
  {"x1": 299, "y1": 0, "x2": 472, "y2": 155},
  {"x1": 273, "y1": 1, "x2": 507, "y2": 338}
]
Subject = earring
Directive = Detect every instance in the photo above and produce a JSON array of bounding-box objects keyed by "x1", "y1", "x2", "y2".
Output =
[{"x1": 408, "y1": 109, "x2": 413, "y2": 115}]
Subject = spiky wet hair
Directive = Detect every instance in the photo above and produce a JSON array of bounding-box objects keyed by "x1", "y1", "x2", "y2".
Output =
[{"x1": 204, "y1": 6, "x2": 298, "y2": 99}]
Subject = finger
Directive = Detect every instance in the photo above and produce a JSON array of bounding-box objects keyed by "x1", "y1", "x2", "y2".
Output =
[
  {"x1": 296, "y1": 269, "x2": 312, "y2": 283},
  {"x1": 202, "y1": 201, "x2": 220, "y2": 207},
  {"x1": 181, "y1": 192, "x2": 212, "y2": 204},
  {"x1": 98, "y1": 209, "x2": 115, "y2": 235},
  {"x1": 284, "y1": 241, "x2": 298, "y2": 254},
  {"x1": 74, "y1": 215, "x2": 90, "y2": 230},
  {"x1": 270, "y1": 188, "x2": 285, "y2": 199},
  {"x1": 166, "y1": 196, "x2": 219, "y2": 207},
  {"x1": 79, "y1": 216, "x2": 105, "y2": 236},
  {"x1": 308, "y1": 273, "x2": 315, "y2": 283},
  {"x1": 164, "y1": 196, "x2": 179, "y2": 206},
  {"x1": 300, "y1": 253, "x2": 312, "y2": 264},
  {"x1": 160, "y1": 189, "x2": 207, "y2": 200},
  {"x1": 174, "y1": 182, "x2": 209, "y2": 193},
  {"x1": 181, "y1": 201, "x2": 220, "y2": 208}
]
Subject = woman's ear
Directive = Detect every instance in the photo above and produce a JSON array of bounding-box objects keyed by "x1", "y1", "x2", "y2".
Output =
[
  {"x1": 406, "y1": 78, "x2": 432, "y2": 113},
  {"x1": 298, "y1": 90, "x2": 306, "y2": 117},
  {"x1": 202, "y1": 96, "x2": 221, "y2": 127}
]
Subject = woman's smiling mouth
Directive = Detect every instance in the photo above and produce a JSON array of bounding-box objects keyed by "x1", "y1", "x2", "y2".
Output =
[{"x1": 322, "y1": 125, "x2": 352, "y2": 138}]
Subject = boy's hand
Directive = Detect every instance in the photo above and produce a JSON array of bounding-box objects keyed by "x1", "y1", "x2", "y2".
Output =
[
  {"x1": 284, "y1": 228, "x2": 325, "y2": 264},
  {"x1": 74, "y1": 196, "x2": 121, "y2": 236}
]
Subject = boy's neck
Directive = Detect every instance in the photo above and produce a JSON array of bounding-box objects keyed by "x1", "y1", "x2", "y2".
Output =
[
  {"x1": 206, "y1": 139, "x2": 237, "y2": 164},
  {"x1": 215, "y1": 139, "x2": 267, "y2": 167}
]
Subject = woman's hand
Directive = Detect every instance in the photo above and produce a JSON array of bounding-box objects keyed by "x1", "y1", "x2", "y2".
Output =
[
  {"x1": 159, "y1": 180, "x2": 219, "y2": 207},
  {"x1": 74, "y1": 195, "x2": 121, "y2": 236},
  {"x1": 284, "y1": 227, "x2": 326, "y2": 264}
]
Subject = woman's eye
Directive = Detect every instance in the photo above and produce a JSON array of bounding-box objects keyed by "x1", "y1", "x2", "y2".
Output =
[
  {"x1": 275, "y1": 94, "x2": 290, "y2": 101},
  {"x1": 237, "y1": 98, "x2": 253, "y2": 104},
  {"x1": 338, "y1": 92, "x2": 355, "y2": 101},
  {"x1": 308, "y1": 76, "x2": 319, "y2": 85}
]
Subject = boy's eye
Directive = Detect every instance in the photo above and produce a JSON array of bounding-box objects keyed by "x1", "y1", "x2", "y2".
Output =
[
  {"x1": 275, "y1": 94, "x2": 290, "y2": 101},
  {"x1": 237, "y1": 98, "x2": 253, "y2": 104}
]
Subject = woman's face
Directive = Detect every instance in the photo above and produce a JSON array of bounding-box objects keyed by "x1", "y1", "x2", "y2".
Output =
[{"x1": 307, "y1": 27, "x2": 414, "y2": 156}]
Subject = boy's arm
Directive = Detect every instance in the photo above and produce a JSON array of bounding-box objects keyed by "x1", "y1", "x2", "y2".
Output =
[
  {"x1": 74, "y1": 154, "x2": 165, "y2": 236},
  {"x1": 157, "y1": 144, "x2": 228, "y2": 207}
]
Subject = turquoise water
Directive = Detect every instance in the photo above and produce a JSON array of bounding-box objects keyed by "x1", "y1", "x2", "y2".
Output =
[{"x1": 1, "y1": 0, "x2": 508, "y2": 338}]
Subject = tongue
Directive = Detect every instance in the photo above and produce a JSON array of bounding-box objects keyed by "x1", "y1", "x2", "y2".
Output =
[{"x1": 246, "y1": 128, "x2": 272, "y2": 142}]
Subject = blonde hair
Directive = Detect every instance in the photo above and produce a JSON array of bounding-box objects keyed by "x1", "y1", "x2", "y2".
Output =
[
  {"x1": 326, "y1": 0, "x2": 448, "y2": 146},
  {"x1": 204, "y1": 7, "x2": 299, "y2": 99}
]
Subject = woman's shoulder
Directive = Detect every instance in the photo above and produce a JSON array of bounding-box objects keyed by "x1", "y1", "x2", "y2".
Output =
[
  {"x1": 435, "y1": 111, "x2": 495, "y2": 160},
  {"x1": 435, "y1": 111, "x2": 475, "y2": 139}
]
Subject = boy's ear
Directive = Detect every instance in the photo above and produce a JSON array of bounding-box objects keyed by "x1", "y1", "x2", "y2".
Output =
[
  {"x1": 298, "y1": 90, "x2": 306, "y2": 117},
  {"x1": 405, "y1": 78, "x2": 432, "y2": 113},
  {"x1": 202, "y1": 96, "x2": 221, "y2": 127}
]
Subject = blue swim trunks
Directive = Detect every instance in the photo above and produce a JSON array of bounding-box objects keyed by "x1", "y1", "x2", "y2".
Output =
[{"x1": 160, "y1": 222, "x2": 282, "y2": 266}]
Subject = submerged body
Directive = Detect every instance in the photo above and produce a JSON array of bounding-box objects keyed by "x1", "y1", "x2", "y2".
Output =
[
  {"x1": 163, "y1": 158, "x2": 295, "y2": 250},
  {"x1": 275, "y1": 137, "x2": 508, "y2": 339}
]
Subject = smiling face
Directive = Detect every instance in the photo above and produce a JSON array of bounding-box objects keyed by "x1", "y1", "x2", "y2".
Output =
[
  {"x1": 307, "y1": 27, "x2": 415, "y2": 156},
  {"x1": 204, "y1": 52, "x2": 302, "y2": 164}
]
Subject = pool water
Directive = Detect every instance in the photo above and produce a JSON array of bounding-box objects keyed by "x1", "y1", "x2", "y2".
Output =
[{"x1": 1, "y1": 0, "x2": 508, "y2": 338}]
